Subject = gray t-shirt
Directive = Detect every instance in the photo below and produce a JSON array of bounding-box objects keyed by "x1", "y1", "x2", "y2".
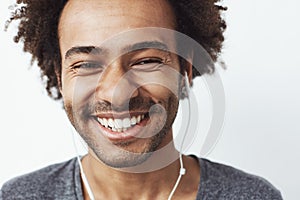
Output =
[{"x1": 0, "y1": 157, "x2": 283, "y2": 199}]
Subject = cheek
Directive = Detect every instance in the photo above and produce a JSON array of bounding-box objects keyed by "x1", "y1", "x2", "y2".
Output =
[
  {"x1": 136, "y1": 74, "x2": 181, "y2": 107},
  {"x1": 142, "y1": 85, "x2": 178, "y2": 103},
  {"x1": 130, "y1": 66, "x2": 181, "y2": 99},
  {"x1": 61, "y1": 71, "x2": 100, "y2": 106}
]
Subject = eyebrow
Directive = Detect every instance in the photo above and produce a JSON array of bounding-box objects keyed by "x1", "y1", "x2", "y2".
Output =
[
  {"x1": 65, "y1": 46, "x2": 105, "y2": 60},
  {"x1": 123, "y1": 41, "x2": 169, "y2": 53},
  {"x1": 64, "y1": 41, "x2": 170, "y2": 60}
]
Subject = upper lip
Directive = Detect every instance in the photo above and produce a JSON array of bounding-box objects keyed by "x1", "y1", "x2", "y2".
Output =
[{"x1": 93, "y1": 111, "x2": 148, "y2": 119}]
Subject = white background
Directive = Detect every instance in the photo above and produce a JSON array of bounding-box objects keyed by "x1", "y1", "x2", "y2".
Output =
[{"x1": 1, "y1": 0, "x2": 299, "y2": 199}]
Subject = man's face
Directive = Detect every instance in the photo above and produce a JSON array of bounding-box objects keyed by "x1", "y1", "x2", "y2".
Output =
[{"x1": 58, "y1": 0, "x2": 183, "y2": 168}]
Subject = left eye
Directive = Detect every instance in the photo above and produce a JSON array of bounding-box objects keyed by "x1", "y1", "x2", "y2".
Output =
[
  {"x1": 134, "y1": 58, "x2": 163, "y2": 66},
  {"x1": 131, "y1": 58, "x2": 164, "y2": 72}
]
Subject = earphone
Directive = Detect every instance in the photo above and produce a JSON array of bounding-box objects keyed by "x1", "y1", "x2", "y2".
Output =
[
  {"x1": 72, "y1": 71, "x2": 190, "y2": 200},
  {"x1": 72, "y1": 130, "x2": 96, "y2": 200},
  {"x1": 167, "y1": 72, "x2": 189, "y2": 200}
]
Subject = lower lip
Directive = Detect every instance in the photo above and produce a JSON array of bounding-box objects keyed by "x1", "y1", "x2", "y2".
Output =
[{"x1": 95, "y1": 117, "x2": 149, "y2": 141}]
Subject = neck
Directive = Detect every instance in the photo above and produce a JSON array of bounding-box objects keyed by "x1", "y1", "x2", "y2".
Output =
[{"x1": 80, "y1": 139, "x2": 200, "y2": 199}]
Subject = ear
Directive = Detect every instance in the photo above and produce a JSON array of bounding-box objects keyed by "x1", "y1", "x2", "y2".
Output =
[
  {"x1": 179, "y1": 51, "x2": 194, "y2": 99},
  {"x1": 185, "y1": 50, "x2": 194, "y2": 86}
]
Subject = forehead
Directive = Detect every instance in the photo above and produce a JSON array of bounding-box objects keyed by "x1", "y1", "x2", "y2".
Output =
[{"x1": 58, "y1": 0, "x2": 176, "y2": 53}]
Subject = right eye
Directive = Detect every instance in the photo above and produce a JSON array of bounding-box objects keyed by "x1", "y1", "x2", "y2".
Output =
[{"x1": 71, "y1": 61, "x2": 104, "y2": 75}]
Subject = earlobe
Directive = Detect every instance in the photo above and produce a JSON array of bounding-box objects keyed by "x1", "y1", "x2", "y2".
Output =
[
  {"x1": 179, "y1": 71, "x2": 189, "y2": 99},
  {"x1": 179, "y1": 56, "x2": 193, "y2": 99},
  {"x1": 185, "y1": 52, "x2": 194, "y2": 86}
]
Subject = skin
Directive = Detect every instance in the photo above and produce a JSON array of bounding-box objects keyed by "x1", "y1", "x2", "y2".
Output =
[{"x1": 58, "y1": 0, "x2": 199, "y2": 199}]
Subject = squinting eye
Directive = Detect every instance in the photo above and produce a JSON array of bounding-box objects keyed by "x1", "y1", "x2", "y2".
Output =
[
  {"x1": 72, "y1": 62, "x2": 100, "y2": 69},
  {"x1": 71, "y1": 62, "x2": 104, "y2": 75},
  {"x1": 131, "y1": 58, "x2": 164, "y2": 72},
  {"x1": 134, "y1": 58, "x2": 163, "y2": 65}
]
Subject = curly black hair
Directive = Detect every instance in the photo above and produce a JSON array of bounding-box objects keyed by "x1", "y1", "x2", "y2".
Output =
[{"x1": 6, "y1": 0, "x2": 227, "y2": 100}]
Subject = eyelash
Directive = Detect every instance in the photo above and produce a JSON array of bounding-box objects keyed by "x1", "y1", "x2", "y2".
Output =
[
  {"x1": 69, "y1": 57, "x2": 164, "y2": 75},
  {"x1": 71, "y1": 62, "x2": 102, "y2": 70},
  {"x1": 132, "y1": 58, "x2": 163, "y2": 66}
]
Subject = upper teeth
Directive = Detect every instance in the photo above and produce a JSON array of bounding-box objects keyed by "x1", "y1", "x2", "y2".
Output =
[{"x1": 97, "y1": 114, "x2": 145, "y2": 131}]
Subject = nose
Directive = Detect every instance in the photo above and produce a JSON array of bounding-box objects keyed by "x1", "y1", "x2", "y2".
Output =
[{"x1": 95, "y1": 60, "x2": 139, "y2": 109}]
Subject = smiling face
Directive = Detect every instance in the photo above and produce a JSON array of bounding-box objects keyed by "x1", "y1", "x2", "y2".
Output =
[{"x1": 58, "y1": 0, "x2": 183, "y2": 168}]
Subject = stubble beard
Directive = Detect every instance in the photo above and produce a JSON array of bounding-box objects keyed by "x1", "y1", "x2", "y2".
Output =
[{"x1": 64, "y1": 94, "x2": 179, "y2": 169}]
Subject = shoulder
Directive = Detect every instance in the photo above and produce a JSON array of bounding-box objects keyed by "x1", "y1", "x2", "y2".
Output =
[
  {"x1": 0, "y1": 158, "x2": 80, "y2": 200},
  {"x1": 197, "y1": 158, "x2": 283, "y2": 200}
]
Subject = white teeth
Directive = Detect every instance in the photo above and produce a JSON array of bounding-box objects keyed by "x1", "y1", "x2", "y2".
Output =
[
  {"x1": 103, "y1": 118, "x2": 108, "y2": 128},
  {"x1": 108, "y1": 118, "x2": 114, "y2": 128},
  {"x1": 114, "y1": 119, "x2": 123, "y2": 129},
  {"x1": 97, "y1": 114, "x2": 145, "y2": 132},
  {"x1": 123, "y1": 118, "x2": 131, "y2": 128},
  {"x1": 130, "y1": 116, "x2": 137, "y2": 125},
  {"x1": 136, "y1": 115, "x2": 141, "y2": 123}
]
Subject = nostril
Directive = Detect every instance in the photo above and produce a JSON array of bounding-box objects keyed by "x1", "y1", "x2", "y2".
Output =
[{"x1": 95, "y1": 68, "x2": 140, "y2": 108}]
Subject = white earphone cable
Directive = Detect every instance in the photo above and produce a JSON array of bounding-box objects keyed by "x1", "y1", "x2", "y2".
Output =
[
  {"x1": 167, "y1": 152, "x2": 186, "y2": 200},
  {"x1": 71, "y1": 129, "x2": 95, "y2": 200},
  {"x1": 167, "y1": 72, "x2": 190, "y2": 199}
]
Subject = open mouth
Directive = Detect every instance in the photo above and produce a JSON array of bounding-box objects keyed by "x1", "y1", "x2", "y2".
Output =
[{"x1": 96, "y1": 113, "x2": 149, "y2": 133}]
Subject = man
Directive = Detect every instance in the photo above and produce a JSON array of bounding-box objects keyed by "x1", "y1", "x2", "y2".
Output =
[{"x1": 1, "y1": 0, "x2": 282, "y2": 199}]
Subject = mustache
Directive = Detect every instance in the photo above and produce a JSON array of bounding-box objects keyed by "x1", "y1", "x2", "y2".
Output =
[{"x1": 84, "y1": 96, "x2": 156, "y2": 115}]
